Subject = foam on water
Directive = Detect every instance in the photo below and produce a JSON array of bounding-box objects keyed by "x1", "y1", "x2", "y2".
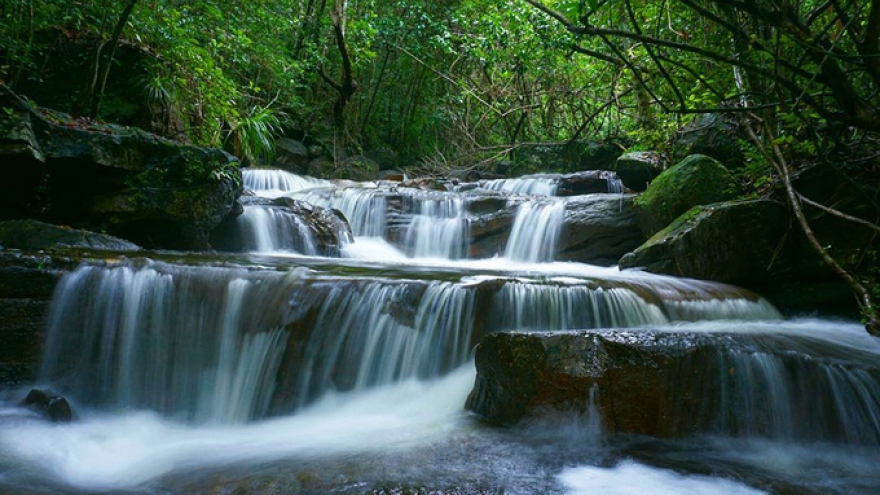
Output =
[
  {"x1": 559, "y1": 460, "x2": 766, "y2": 495},
  {"x1": 0, "y1": 367, "x2": 475, "y2": 491}
]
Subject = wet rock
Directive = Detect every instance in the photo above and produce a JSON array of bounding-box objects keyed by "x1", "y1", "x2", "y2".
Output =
[
  {"x1": 614, "y1": 151, "x2": 663, "y2": 192},
  {"x1": 0, "y1": 85, "x2": 241, "y2": 250},
  {"x1": 0, "y1": 253, "x2": 64, "y2": 385},
  {"x1": 468, "y1": 205, "x2": 519, "y2": 258},
  {"x1": 466, "y1": 329, "x2": 880, "y2": 441},
  {"x1": 0, "y1": 219, "x2": 140, "y2": 251},
  {"x1": 279, "y1": 198, "x2": 353, "y2": 255},
  {"x1": 633, "y1": 154, "x2": 739, "y2": 236},
  {"x1": 21, "y1": 389, "x2": 73, "y2": 422},
  {"x1": 558, "y1": 195, "x2": 645, "y2": 266}
]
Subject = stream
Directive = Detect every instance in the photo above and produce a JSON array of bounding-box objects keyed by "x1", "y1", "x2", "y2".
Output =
[{"x1": 0, "y1": 169, "x2": 878, "y2": 494}]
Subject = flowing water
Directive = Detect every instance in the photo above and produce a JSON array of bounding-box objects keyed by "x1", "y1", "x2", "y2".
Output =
[{"x1": 1, "y1": 170, "x2": 879, "y2": 494}]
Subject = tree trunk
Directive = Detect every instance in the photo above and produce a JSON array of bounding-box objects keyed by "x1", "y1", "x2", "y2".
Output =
[{"x1": 89, "y1": 0, "x2": 139, "y2": 118}]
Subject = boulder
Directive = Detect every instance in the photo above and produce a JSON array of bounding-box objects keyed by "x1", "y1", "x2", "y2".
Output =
[
  {"x1": 614, "y1": 151, "x2": 663, "y2": 192},
  {"x1": 0, "y1": 85, "x2": 241, "y2": 250},
  {"x1": 633, "y1": 154, "x2": 739, "y2": 236},
  {"x1": 0, "y1": 219, "x2": 140, "y2": 251},
  {"x1": 558, "y1": 195, "x2": 645, "y2": 266},
  {"x1": 21, "y1": 389, "x2": 73, "y2": 422},
  {"x1": 278, "y1": 198, "x2": 353, "y2": 254},
  {"x1": 620, "y1": 200, "x2": 787, "y2": 287},
  {"x1": 466, "y1": 329, "x2": 880, "y2": 442},
  {"x1": 275, "y1": 138, "x2": 310, "y2": 174}
]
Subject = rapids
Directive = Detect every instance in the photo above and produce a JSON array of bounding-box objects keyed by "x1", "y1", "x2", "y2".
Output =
[{"x1": 1, "y1": 169, "x2": 878, "y2": 494}]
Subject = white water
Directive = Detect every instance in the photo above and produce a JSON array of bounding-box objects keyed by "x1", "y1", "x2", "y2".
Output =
[
  {"x1": 0, "y1": 367, "x2": 475, "y2": 491},
  {"x1": 235, "y1": 205, "x2": 319, "y2": 254},
  {"x1": 483, "y1": 174, "x2": 560, "y2": 195},
  {"x1": 505, "y1": 199, "x2": 566, "y2": 262},
  {"x1": 559, "y1": 461, "x2": 766, "y2": 495},
  {"x1": 243, "y1": 169, "x2": 330, "y2": 197},
  {"x1": 403, "y1": 196, "x2": 469, "y2": 259}
]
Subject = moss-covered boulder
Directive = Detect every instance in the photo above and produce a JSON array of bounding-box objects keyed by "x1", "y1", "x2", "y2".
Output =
[
  {"x1": 620, "y1": 200, "x2": 787, "y2": 287},
  {"x1": 0, "y1": 85, "x2": 241, "y2": 250},
  {"x1": 633, "y1": 154, "x2": 739, "y2": 236}
]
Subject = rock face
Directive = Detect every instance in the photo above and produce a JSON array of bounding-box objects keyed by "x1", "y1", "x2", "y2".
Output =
[
  {"x1": 558, "y1": 195, "x2": 645, "y2": 266},
  {"x1": 0, "y1": 219, "x2": 140, "y2": 251},
  {"x1": 614, "y1": 151, "x2": 663, "y2": 192},
  {"x1": 620, "y1": 200, "x2": 787, "y2": 287},
  {"x1": 466, "y1": 329, "x2": 880, "y2": 442},
  {"x1": 633, "y1": 154, "x2": 739, "y2": 236},
  {"x1": 0, "y1": 253, "x2": 65, "y2": 384},
  {"x1": 0, "y1": 85, "x2": 241, "y2": 250}
]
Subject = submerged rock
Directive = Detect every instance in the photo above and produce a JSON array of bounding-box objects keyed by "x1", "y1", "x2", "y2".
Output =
[
  {"x1": 0, "y1": 85, "x2": 241, "y2": 250},
  {"x1": 633, "y1": 154, "x2": 739, "y2": 236},
  {"x1": 467, "y1": 329, "x2": 880, "y2": 443},
  {"x1": 21, "y1": 388, "x2": 73, "y2": 422},
  {"x1": 0, "y1": 219, "x2": 140, "y2": 251}
]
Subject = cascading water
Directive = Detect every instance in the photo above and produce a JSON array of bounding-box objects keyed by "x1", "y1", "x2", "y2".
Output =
[
  {"x1": 402, "y1": 195, "x2": 469, "y2": 259},
  {"x1": 234, "y1": 205, "x2": 319, "y2": 254},
  {"x1": 295, "y1": 187, "x2": 388, "y2": 237},
  {"x1": 504, "y1": 199, "x2": 566, "y2": 262},
  {"x1": 483, "y1": 174, "x2": 560, "y2": 196},
  {"x1": 3, "y1": 169, "x2": 880, "y2": 495},
  {"x1": 243, "y1": 169, "x2": 330, "y2": 197}
]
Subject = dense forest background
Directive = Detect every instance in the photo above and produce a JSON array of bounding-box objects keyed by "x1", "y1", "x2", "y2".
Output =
[{"x1": 1, "y1": 0, "x2": 879, "y2": 328}]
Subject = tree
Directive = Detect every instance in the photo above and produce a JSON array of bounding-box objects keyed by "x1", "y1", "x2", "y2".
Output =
[{"x1": 527, "y1": 0, "x2": 880, "y2": 333}]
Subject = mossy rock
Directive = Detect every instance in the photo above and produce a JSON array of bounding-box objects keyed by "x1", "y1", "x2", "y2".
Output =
[
  {"x1": 620, "y1": 199, "x2": 787, "y2": 287},
  {"x1": 633, "y1": 154, "x2": 740, "y2": 236}
]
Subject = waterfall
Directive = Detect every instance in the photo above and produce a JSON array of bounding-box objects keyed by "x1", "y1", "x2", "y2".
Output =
[
  {"x1": 295, "y1": 188, "x2": 387, "y2": 237},
  {"x1": 483, "y1": 175, "x2": 560, "y2": 196},
  {"x1": 668, "y1": 329, "x2": 880, "y2": 444},
  {"x1": 243, "y1": 169, "x2": 330, "y2": 197},
  {"x1": 402, "y1": 195, "x2": 469, "y2": 259},
  {"x1": 491, "y1": 283, "x2": 668, "y2": 330},
  {"x1": 37, "y1": 263, "x2": 481, "y2": 422},
  {"x1": 235, "y1": 205, "x2": 319, "y2": 254},
  {"x1": 504, "y1": 199, "x2": 566, "y2": 262}
]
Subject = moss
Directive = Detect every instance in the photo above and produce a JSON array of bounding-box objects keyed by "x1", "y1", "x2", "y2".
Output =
[{"x1": 634, "y1": 154, "x2": 740, "y2": 236}]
